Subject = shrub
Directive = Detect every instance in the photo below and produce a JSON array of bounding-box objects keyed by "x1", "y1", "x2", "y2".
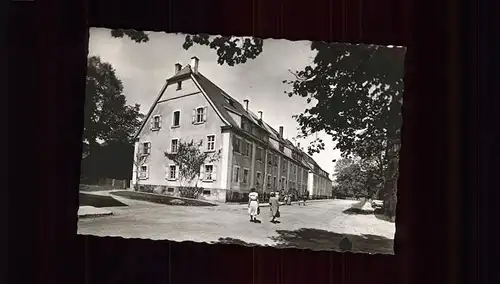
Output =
[{"x1": 178, "y1": 186, "x2": 203, "y2": 199}]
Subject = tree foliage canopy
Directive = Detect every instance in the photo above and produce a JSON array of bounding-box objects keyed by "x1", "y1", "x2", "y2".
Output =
[
  {"x1": 183, "y1": 34, "x2": 263, "y2": 66},
  {"x1": 110, "y1": 29, "x2": 150, "y2": 43},
  {"x1": 334, "y1": 158, "x2": 385, "y2": 198},
  {"x1": 84, "y1": 56, "x2": 144, "y2": 149}
]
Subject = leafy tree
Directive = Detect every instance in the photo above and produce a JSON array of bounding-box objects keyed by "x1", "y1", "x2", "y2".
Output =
[
  {"x1": 110, "y1": 29, "x2": 150, "y2": 43},
  {"x1": 334, "y1": 158, "x2": 366, "y2": 198},
  {"x1": 84, "y1": 56, "x2": 144, "y2": 153},
  {"x1": 333, "y1": 157, "x2": 387, "y2": 201},
  {"x1": 183, "y1": 34, "x2": 263, "y2": 66},
  {"x1": 164, "y1": 139, "x2": 221, "y2": 198}
]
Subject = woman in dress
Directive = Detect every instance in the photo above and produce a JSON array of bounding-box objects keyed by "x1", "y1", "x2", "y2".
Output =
[
  {"x1": 269, "y1": 192, "x2": 280, "y2": 223},
  {"x1": 248, "y1": 188, "x2": 260, "y2": 222}
]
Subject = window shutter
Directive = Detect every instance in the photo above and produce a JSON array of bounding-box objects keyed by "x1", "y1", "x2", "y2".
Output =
[
  {"x1": 175, "y1": 166, "x2": 180, "y2": 179},
  {"x1": 149, "y1": 118, "x2": 154, "y2": 130},
  {"x1": 145, "y1": 166, "x2": 149, "y2": 179},
  {"x1": 203, "y1": 106, "x2": 208, "y2": 121},
  {"x1": 158, "y1": 115, "x2": 162, "y2": 128},
  {"x1": 192, "y1": 109, "x2": 196, "y2": 124},
  {"x1": 212, "y1": 166, "x2": 217, "y2": 181},
  {"x1": 199, "y1": 165, "x2": 205, "y2": 180}
]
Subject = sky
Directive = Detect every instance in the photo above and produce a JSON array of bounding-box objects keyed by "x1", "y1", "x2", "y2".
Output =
[{"x1": 88, "y1": 28, "x2": 342, "y2": 179}]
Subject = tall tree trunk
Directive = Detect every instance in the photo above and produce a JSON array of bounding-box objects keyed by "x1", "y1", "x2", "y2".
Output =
[{"x1": 382, "y1": 142, "x2": 399, "y2": 217}]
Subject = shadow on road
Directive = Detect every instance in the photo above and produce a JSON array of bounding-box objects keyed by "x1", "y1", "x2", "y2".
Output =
[
  {"x1": 216, "y1": 237, "x2": 259, "y2": 247},
  {"x1": 342, "y1": 207, "x2": 374, "y2": 215},
  {"x1": 214, "y1": 229, "x2": 393, "y2": 254},
  {"x1": 343, "y1": 207, "x2": 396, "y2": 224},
  {"x1": 80, "y1": 192, "x2": 128, "y2": 208},
  {"x1": 270, "y1": 228, "x2": 394, "y2": 254},
  {"x1": 374, "y1": 210, "x2": 396, "y2": 223}
]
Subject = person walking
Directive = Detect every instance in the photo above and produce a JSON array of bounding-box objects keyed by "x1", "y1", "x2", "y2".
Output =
[
  {"x1": 269, "y1": 192, "x2": 280, "y2": 223},
  {"x1": 302, "y1": 190, "x2": 309, "y2": 206},
  {"x1": 248, "y1": 188, "x2": 260, "y2": 222}
]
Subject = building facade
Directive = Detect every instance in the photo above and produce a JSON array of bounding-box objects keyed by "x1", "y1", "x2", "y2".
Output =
[{"x1": 132, "y1": 57, "x2": 333, "y2": 202}]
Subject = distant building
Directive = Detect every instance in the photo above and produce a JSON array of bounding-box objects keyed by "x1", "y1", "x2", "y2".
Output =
[{"x1": 132, "y1": 57, "x2": 333, "y2": 202}]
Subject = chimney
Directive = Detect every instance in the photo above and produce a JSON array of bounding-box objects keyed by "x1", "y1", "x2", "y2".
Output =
[
  {"x1": 279, "y1": 126, "x2": 284, "y2": 138},
  {"x1": 258, "y1": 111, "x2": 263, "y2": 120},
  {"x1": 191, "y1": 56, "x2": 199, "y2": 74},
  {"x1": 243, "y1": 99, "x2": 249, "y2": 111},
  {"x1": 174, "y1": 63, "x2": 182, "y2": 74}
]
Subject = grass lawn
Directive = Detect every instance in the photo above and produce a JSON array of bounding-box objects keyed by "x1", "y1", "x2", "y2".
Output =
[
  {"x1": 110, "y1": 190, "x2": 218, "y2": 207},
  {"x1": 79, "y1": 192, "x2": 128, "y2": 207}
]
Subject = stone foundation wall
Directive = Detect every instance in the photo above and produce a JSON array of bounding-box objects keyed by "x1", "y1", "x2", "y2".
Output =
[{"x1": 136, "y1": 184, "x2": 227, "y2": 203}]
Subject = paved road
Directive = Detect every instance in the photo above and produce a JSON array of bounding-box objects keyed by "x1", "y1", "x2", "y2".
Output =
[{"x1": 78, "y1": 195, "x2": 395, "y2": 254}]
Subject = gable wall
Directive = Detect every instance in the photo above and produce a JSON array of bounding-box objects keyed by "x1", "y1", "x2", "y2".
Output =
[{"x1": 134, "y1": 77, "x2": 228, "y2": 194}]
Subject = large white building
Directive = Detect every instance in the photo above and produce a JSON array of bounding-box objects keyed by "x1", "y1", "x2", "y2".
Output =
[{"x1": 132, "y1": 57, "x2": 333, "y2": 202}]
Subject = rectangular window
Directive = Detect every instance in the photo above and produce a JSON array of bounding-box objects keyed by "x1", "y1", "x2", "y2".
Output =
[
  {"x1": 243, "y1": 141, "x2": 252, "y2": 157},
  {"x1": 274, "y1": 155, "x2": 278, "y2": 166},
  {"x1": 243, "y1": 168, "x2": 249, "y2": 184},
  {"x1": 267, "y1": 175, "x2": 271, "y2": 188},
  {"x1": 152, "y1": 115, "x2": 161, "y2": 129},
  {"x1": 256, "y1": 172, "x2": 262, "y2": 185},
  {"x1": 256, "y1": 147, "x2": 263, "y2": 162},
  {"x1": 172, "y1": 111, "x2": 180, "y2": 127},
  {"x1": 204, "y1": 165, "x2": 214, "y2": 180},
  {"x1": 171, "y1": 139, "x2": 179, "y2": 153},
  {"x1": 273, "y1": 176, "x2": 277, "y2": 188},
  {"x1": 206, "y1": 135, "x2": 215, "y2": 151},
  {"x1": 232, "y1": 166, "x2": 240, "y2": 183},
  {"x1": 195, "y1": 107, "x2": 206, "y2": 123},
  {"x1": 142, "y1": 142, "x2": 151, "y2": 155},
  {"x1": 168, "y1": 165, "x2": 177, "y2": 180},
  {"x1": 281, "y1": 177, "x2": 286, "y2": 190},
  {"x1": 267, "y1": 153, "x2": 272, "y2": 165},
  {"x1": 139, "y1": 165, "x2": 149, "y2": 179},
  {"x1": 232, "y1": 136, "x2": 241, "y2": 153}
]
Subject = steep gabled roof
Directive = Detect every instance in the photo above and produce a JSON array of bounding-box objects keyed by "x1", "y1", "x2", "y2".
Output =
[{"x1": 192, "y1": 72, "x2": 267, "y2": 133}]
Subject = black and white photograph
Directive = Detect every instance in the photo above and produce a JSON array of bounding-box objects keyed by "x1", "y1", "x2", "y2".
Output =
[{"x1": 78, "y1": 28, "x2": 404, "y2": 254}]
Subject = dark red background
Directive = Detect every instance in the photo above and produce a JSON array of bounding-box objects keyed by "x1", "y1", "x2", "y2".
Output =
[{"x1": 8, "y1": 0, "x2": 471, "y2": 283}]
